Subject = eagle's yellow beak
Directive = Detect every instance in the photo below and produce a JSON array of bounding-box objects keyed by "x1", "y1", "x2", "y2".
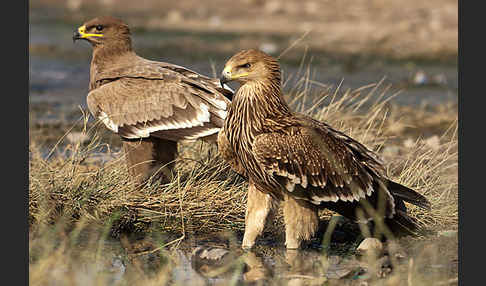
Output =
[
  {"x1": 220, "y1": 65, "x2": 249, "y2": 84},
  {"x1": 73, "y1": 25, "x2": 103, "y2": 42}
]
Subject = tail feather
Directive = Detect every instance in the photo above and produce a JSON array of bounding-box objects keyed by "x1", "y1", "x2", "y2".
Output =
[
  {"x1": 388, "y1": 180, "x2": 431, "y2": 211},
  {"x1": 384, "y1": 209, "x2": 421, "y2": 236}
]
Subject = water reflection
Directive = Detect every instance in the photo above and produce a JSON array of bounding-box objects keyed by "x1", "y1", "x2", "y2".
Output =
[
  {"x1": 188, "y1": 245, "x2": 365, "y2": 284},
  {"x1": 30, "y1": 227, "x2": 455, "y2": 285}
]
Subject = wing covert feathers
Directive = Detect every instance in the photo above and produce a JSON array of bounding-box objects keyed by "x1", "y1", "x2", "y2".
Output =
[
  {"x1": 253, "y1": 125, "x2": 382, "y2": 204},
  {"x1": 87, "y1": 59, "x2": 232, "y2": 141}
]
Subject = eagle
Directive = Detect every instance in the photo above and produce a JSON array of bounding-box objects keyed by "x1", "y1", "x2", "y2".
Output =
[
  {"x1": 73, "y1": 16, "x2": 233, "y2": 185},
  {"x1": 218, "y1": 49, "x2": 431, "y2": 249}
]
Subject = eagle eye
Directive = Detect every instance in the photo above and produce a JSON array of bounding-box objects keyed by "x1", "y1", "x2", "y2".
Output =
[
  {"x1": 240, "y1": 63, "x2": 251, "y2": 69},
  {"x1": 96, "y1": 25, "x2": 104, "y2": 31}
]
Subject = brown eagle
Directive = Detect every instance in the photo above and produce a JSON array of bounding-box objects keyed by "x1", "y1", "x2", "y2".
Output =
[
  {"x1": 218, "y1": 49, "x2": 430, "y2": 249},
  {"x1": 73, "y1": 16, "x2": 233, "y2": 185}
]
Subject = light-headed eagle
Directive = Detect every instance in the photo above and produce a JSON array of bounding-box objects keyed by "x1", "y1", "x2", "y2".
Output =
[
  {"x1": 73, "y1": 16, "x2": 233, "y2": 185},
  {"x1": 218, "y1": 49, "x2": 430, "y2": 249}
]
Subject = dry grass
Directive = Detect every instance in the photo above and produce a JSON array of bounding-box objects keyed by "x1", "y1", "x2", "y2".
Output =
[
  {"x1": 29, "y1": 70, "x2": 457, "y2": 284},
  {"x1": 29, "y1": 76, "x2": 458, "y2": 233},
  {"x1": 29, "y1": 126, "x2": 248, "y2": 237}
]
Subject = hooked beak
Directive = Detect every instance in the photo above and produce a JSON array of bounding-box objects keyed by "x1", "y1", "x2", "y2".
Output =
[
  {"x1": 73, "y1": 25, "x2": 103, "y2": 43},
  {"x1": 220, "y1": 64, "x2": 251, "y2": 86},
  {"x1": 220, "y1": 65, "x2": 232, "y2": 86},
  {"x1": 73, "y1": 30, "x2": 82, "y2": 43}
]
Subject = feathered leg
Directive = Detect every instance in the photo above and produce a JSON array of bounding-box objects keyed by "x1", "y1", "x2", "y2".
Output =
[
  {"x1": 282, "y1": 193, "x2": 319, "y2": 249},
  {"x1": 242, "y1": 181, "x2": 275, "y2": 249},
  {"x1": 122, "y1": 137, "x2": 177, "y2": 186}
]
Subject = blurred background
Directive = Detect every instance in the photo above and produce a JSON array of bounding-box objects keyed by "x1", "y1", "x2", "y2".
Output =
[{"x1": 29, "y1": 0, "x2": 457, "y2": 145}]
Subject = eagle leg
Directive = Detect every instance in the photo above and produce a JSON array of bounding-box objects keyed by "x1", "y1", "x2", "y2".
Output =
[
  {"x1": 282, "y1": 193, "x2": 319, "y2": 249},
  {"x1": 242, "y1": 181, "x2": 276, "y2": 249},
  {"x1": 122, "y1": 137, "x2": 178, "y2": 186}
]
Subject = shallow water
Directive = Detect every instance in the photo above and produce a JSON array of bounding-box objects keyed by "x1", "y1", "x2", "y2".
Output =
[{"x1": 31, "y1": 227, "x2": 457, "y2": 285}]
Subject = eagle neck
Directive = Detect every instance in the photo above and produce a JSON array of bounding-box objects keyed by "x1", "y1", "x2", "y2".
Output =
[
  {"x1": 233, "y1": 79, "x2": 290, "y2": 122},
  {"x1": 90, "y1": 43, "x2": 137, "y2": 89},
  {"x1": 225, "y1": 79, "x2": 290, "y2": 152}
]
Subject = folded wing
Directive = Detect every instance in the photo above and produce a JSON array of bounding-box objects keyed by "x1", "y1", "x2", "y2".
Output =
[
  {"x1": 87, "y1": 59, "x2": 232, "y2": 141},
  {"x1": 252, "y1": 120, "x2": 390, "y2": 206}
]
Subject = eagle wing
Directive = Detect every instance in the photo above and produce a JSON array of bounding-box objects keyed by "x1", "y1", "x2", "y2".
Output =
[
  {"x1": 252, "y1": 120, "x2": 388, "y2": 204},
  {"x1": 87, "y1": 60, "x2": 232, "y2": 141}
]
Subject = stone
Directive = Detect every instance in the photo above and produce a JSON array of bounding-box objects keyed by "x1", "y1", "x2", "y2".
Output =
[{"x1": 356, "y1": 238, "x2": 383, "y2": 257}]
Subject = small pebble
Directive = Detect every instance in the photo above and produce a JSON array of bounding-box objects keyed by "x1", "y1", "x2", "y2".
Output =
[
  {"x1": 386, "y1": 240, "x2": 407, "y2": 260},
  {"x1": 356, "y1": 238, "x2": 383, "y2": 256},
  {"x1": 412, "y1": 70, "x2": 428, "y2": 85},
  {"x1": 192, "y1": 246, "x2": 229, "y2": 261}
]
